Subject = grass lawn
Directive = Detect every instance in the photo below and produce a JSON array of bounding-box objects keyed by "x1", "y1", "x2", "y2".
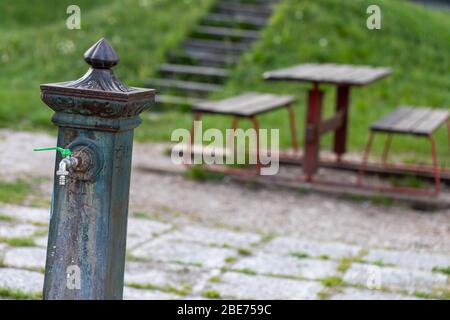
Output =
[{"x1": 0, "y1": 0, "x2": 449, "y2": 164}]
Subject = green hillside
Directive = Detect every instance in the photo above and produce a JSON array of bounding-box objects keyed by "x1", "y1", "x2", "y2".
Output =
[
  {"x1": 1, "y1": 0, "x2": 449, "y2": 162},
  {"x1": 0, "y1": 0, "x2": 213, "y2": 128}
]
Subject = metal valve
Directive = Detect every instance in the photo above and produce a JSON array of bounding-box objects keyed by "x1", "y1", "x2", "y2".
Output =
[
  {"x1": 34, "y1": 147, "x2": 79, "y2": 186},
  {"x1": 55, "y1": 156, "x2": 79, "y2": 185}
]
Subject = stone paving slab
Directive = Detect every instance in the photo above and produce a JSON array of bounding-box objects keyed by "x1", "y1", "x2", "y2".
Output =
[
  {"x1": 0, "y1": 210, "x2": 446, "y2": 300},
  {"x1": 330, "y1": 287, "x2": 421, "y2": 300},
  {"x1": 162, "y1": 226, "x2": 262, "y2": 249},
  {"x1": 0, "y1": 244, "x2": 7, "y2": 263},
  {"x1": 123, "y1": 286, "x2": 179, "y2": 300},
  {"x1": 0, "y1": 205, "x2": 49, "y2": 224},
  {"x1": 131, "y1": 237, "x2": 237, "y2": 268},
  {"x1": 0, "y1": 222, "x2": 43, "y2": 239},
  {"x1": 0, "y1": 268, "x2": 44, "y2": 294},
  {"x1": 263, "y1": 237, "x2": 361, "y2": 260},
  {"x1": 3, "y1": 247, "x2": 46, "y2": 271},
  {"x1": 126, "y1": 218, "x2": 173, "y2": 250},
  {"x1": 232, "y1": 252, "x2": 339, "y2": 280},
  {"x1": 0, "y1": 130, "x2": 55, "y2": 181},
  {"x1": 365, "y1": 249, "x2": 450, "y2": 272},
  {"x1": 204, "y1": 272, "x2": 323, "y2": 300},
  {"x1": 126, "y1": 236, "x2": 148, "y2": 250},
  {"x1": 343, "y1": 263, "x2": 449, "y2": 294},
  {"x1": 125, "y1": 261, "x2": 209, "y2": 294},
  {"x1": 34, "y1": 236, "x2": 48, "y2": 248},
  {"x1": 127, "y1": 218, "x2": 172, "y2": 237}
]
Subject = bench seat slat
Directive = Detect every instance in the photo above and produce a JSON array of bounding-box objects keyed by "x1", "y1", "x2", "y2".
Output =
[
  {"x1": 412, "y1": 109, "x2": 449, "y2": 135},
  {"x1": 238, "y1": 95, "x2": 295, "y2": 116},
  {"x1": 193, "y1": 93, "x2": 296, "y2": 116},
  {"x1": 195, "y1": 93, "x2": 263, "y2": 111},
  {"x1": 371, "y1": 106, "x2": 449, "y2": 136},
  {"x1": 370, "y1": 107, "x2": 412, "y2": 132},
  {"x1": 392, "y1": 108, "x2": 432, "y2": 133}
]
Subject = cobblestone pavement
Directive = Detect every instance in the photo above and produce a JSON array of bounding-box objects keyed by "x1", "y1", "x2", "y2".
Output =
[
  {"x1": 0, "y1": 130, "x2": 449, "y2": 299},
  {"x1": 0, "y1": 205, "x2": 449, "y2": 300}
]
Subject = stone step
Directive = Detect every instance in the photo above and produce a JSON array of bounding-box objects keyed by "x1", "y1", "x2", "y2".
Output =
[
  {"x1": 167, "y1": 50, "x2": 240, "y2": 67},
  {"x1": 183, "y1": 38, "x2": 250, "y2": 54},
  {"x1": 213, "y1": 2, "x2": 273, "y2": 17},
  {"x1": 145, "y1": 78, "x2": 222, "y2": 97},
  {"x1": 157, "y1": 64, "x2": 230, "y2": 79},
  {"x1": 194, "y1": 26, "x2": 260, "y2": 42},
  {"x1": 203, "y1": 12, "x2": 268, "y2": 28},
  {"x1": 225, "y1": 0, "x2": 277, "y2": 4},
  {"x1": 148, "y1": 0, "x2": 277, "y2": 102}
]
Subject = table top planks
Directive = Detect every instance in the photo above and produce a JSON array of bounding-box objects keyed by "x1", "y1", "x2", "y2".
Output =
[
  {"x1": 263, "y1": 63, "x2": 392, "y2": 86},
  {"x1": 192, "y1": 92, "x2": 296, "y2": 116},
  {"x1": 370, "y1": 106, "x2": 449, "y2": 136}
]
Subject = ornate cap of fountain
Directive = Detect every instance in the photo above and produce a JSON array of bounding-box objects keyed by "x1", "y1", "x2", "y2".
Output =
[{"x1": 40, "y1": 38, "x2": 155, "y2": 130}]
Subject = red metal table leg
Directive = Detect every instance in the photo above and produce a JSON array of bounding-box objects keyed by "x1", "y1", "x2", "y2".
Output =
[
  {"x1": 304, "y1": 83, "x2": 324, "y2": 182},
  {"x1": 287, "y1": 104, "x2": 300, "y2": 153},
  {"x1": 357, "y1": 132, "x2": 375, "y2": 185},
  {"x1": 333, "y1": 85, "x2": 350, "y2": 162},
  {"x1": 382, "y1": 134, "x2": 393, "y2": 165}
]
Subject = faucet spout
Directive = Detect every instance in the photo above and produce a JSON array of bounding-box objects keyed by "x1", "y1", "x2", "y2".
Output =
[{"x1": 56, "y1": 156, "x2": 78, "y2": 186}]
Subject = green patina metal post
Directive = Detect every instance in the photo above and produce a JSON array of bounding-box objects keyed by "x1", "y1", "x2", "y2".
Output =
[{"x1": 40, "y1": 38, "x2": 155, "y2": 299}]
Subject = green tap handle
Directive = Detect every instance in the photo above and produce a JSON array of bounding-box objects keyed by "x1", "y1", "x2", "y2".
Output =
[{"x1": 34, "y1": 147, "x2": 72, "y2": 157}]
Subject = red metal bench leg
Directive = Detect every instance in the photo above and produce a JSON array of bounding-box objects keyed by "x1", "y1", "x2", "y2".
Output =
[
  {"x1": 429, "y1": 135, "x2": 440, "y2": 194},
  {"x1": 382, "y1": 134, "x2": 393, "y2": 165},
  {"x1": 287, "y1": 104, "x2": 300, "y2": 154},
  {"x1": 187, "y1": 112, "x2": 203, "y2": 165},
  {"x1": 231, "y1": 117, "x2": 239, "y2": 131},
  {"x1": 191, "y1": 112, "x2": 203, "y2": 144},
  {"x1": 357, "y1": 132, "x2": 375, "y2": 185},
  {"x1": 227, "y1": 117, "x2": 240, "y2": 151},
  {"x1": 251, "y1": 116, "x2": 261, "y2": 175}
]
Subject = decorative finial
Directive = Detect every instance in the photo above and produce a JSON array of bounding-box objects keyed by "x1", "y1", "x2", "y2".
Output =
[
  {"x1": 60, "y1": 37, "x2": 133, "y2": 92},
  {"x1": 84, "y1": 38, "x2": 119, "y2": 69}
]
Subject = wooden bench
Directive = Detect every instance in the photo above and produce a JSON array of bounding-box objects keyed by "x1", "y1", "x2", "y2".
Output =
[
  {"x1": 191, "y1": 92, "x2": 298, "y2": 173},
  {"x1": 358, "y1": 106, "x2": 450, "y2": 194}
]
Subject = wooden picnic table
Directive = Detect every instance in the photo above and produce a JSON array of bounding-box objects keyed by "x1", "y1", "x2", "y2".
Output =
[{"x1": 264, "y1": 63, "x2": 392, "y2": 181}]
